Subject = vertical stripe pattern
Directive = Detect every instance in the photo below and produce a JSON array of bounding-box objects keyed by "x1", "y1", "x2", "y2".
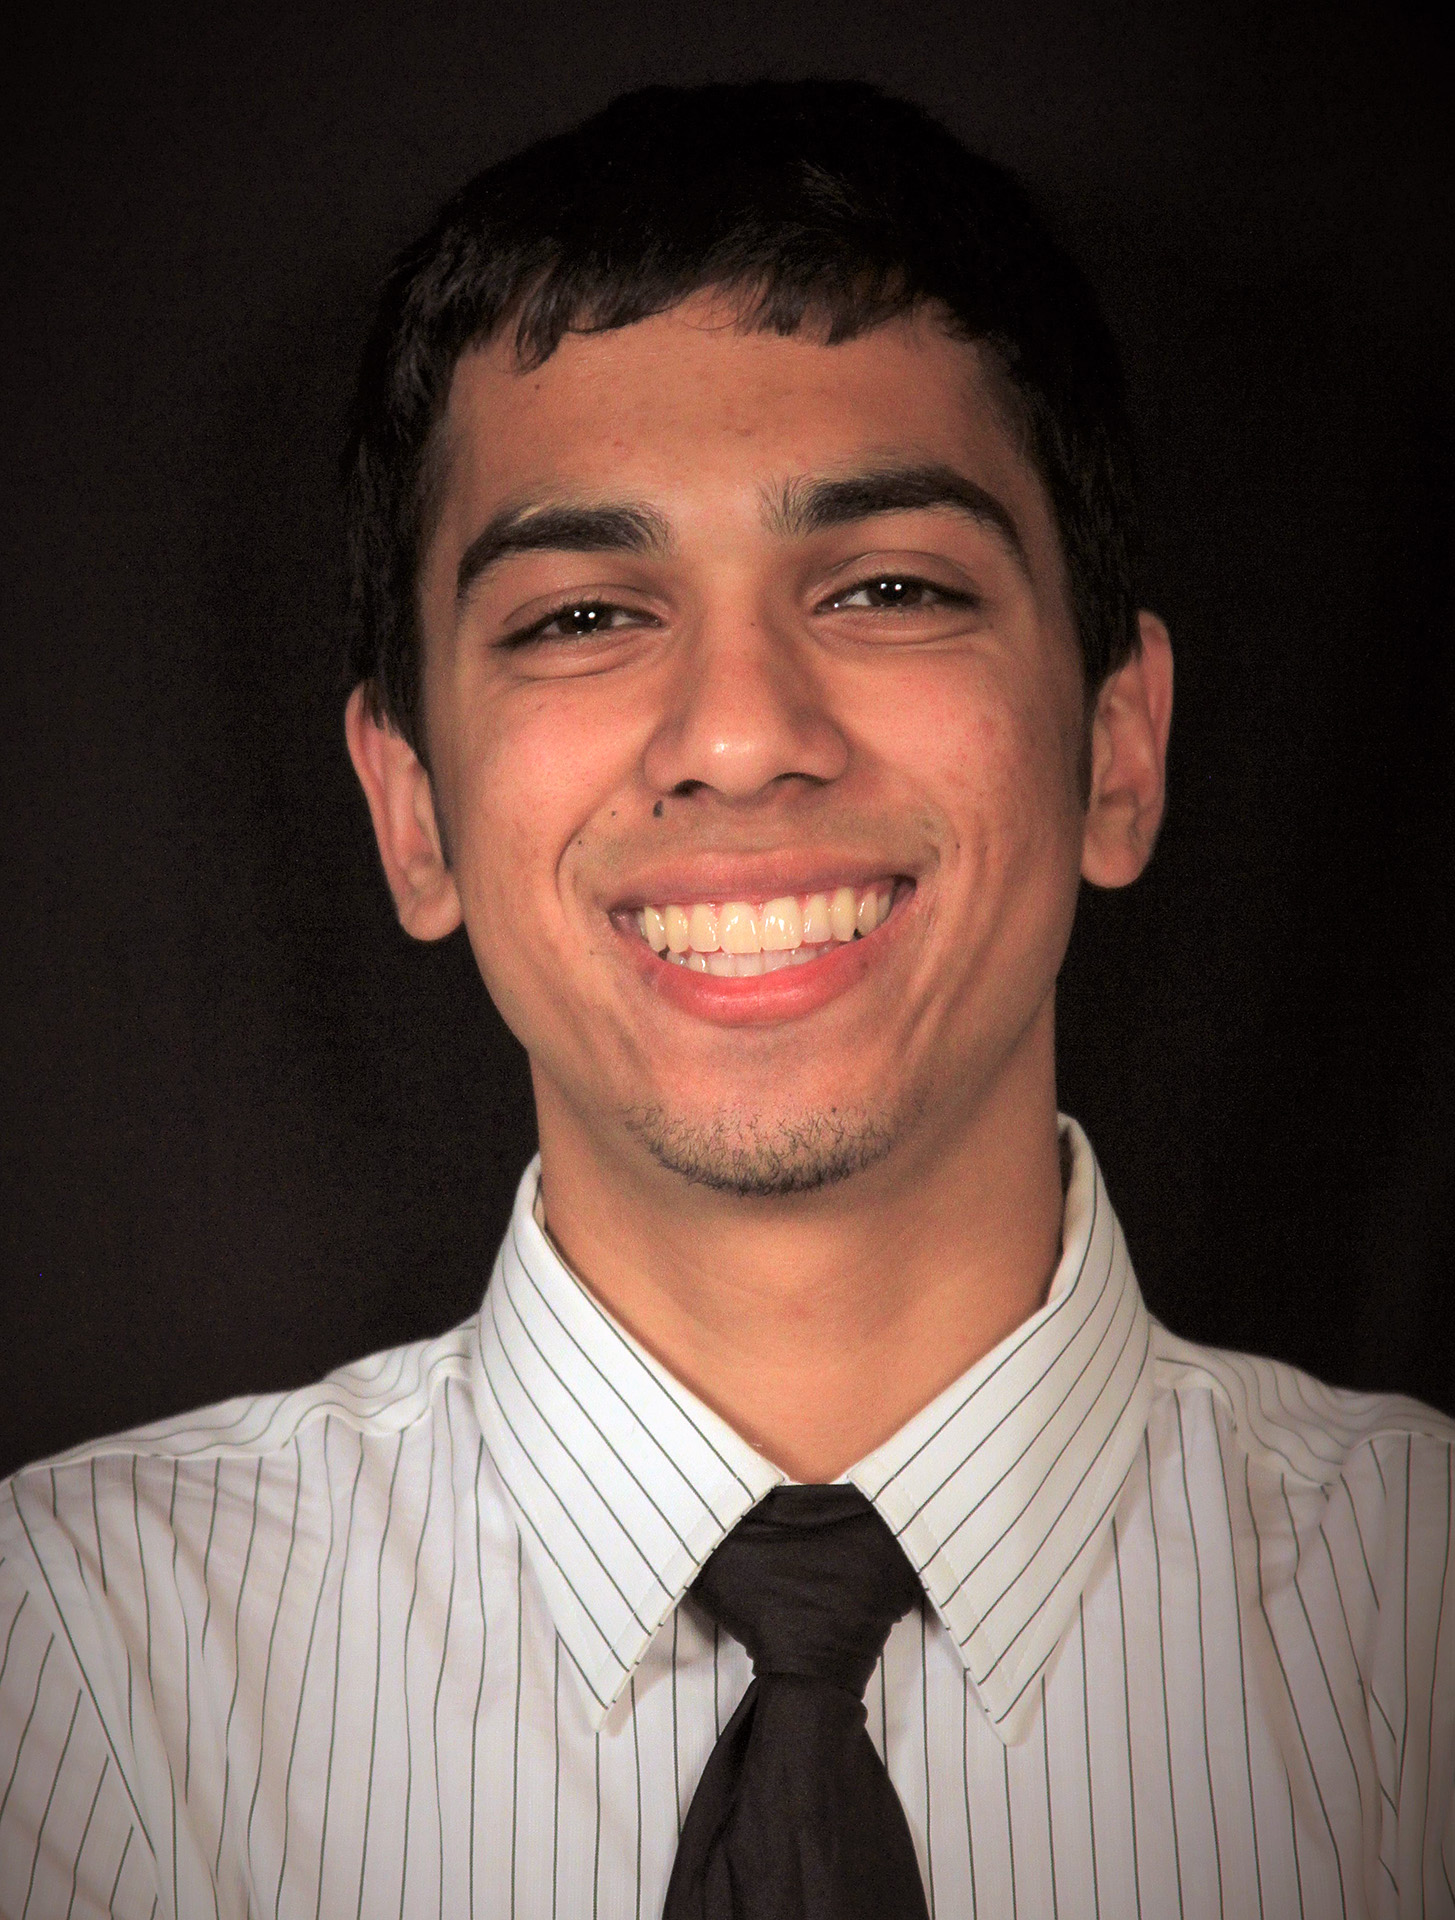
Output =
[{"x1": 1, "y1": 1121, "x2": 1452, "y2": 1917}]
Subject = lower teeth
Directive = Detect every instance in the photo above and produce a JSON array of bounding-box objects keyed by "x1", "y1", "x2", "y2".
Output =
[{"x1": 664, "y1": 944, "x2": 829, "y2": 974}]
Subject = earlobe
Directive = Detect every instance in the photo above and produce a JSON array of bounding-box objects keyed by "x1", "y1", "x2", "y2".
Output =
[
  {"x1": 1080, "y1": 612, "x2": 1174, "y2": 890},
  {"x1": 344, "y1": 684, "x2": 463, "y2": 941}
]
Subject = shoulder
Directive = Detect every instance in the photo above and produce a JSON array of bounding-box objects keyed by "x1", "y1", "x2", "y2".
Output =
[
  {"x1": 1143, "y1": 1322, "x2": 1455, "y2": 1621},
  {"x1": 13, "y1": 1316, "x2": 480, "y2": 1484},
  {"x1": 0, "y1": 1318, "x2": 485, "y2": 1644},
  {"x1": 1148, "y1": 1321, "x2": 1455, "y2": 1487}
]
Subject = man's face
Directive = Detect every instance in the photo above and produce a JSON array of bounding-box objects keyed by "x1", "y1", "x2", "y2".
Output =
[{"x1": 407, "y1": 299, "x2": 1097, "y2": 1197}]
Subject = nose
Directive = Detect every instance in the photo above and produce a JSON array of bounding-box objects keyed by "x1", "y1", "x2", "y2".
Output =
[{"x1": 641, "y1": 602, "x2": 851, "y2": 804}]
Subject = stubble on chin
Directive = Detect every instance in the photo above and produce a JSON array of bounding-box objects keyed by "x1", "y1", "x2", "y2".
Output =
[{"x1": 620, "y1": 1099, "x2": 903, "y2": 1199}]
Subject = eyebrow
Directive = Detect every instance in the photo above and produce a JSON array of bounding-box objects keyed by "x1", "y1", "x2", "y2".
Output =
[
  {"x1": 456, "y1": 501, "x2": 671, "y2": 605},
  {"x1": 455, "y1": 461, "x2": 1028, "y2": 607},
  {"x1": 769, "y1": 462, "x2": 1029, "y2": 574}
]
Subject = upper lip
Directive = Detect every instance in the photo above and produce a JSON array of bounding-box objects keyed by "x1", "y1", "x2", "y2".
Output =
[{"x1": 605, "y1": 856, "x2": 916, "y2": 912}]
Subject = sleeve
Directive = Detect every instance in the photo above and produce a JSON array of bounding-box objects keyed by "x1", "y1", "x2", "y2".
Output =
[
  {"x1": 0, "y1": 1532, "x2": 161, "y2": 1920},
  {"x1": 1430, "y1": 1535, "x2": 1455, "y2": 1919},
  {"x1": 1386, "y1": 1432, "x2": 1455, "y2": 1918},
  {"x1": 1439, "y1": 1785, "x2": 1455, "y2": 1920}
]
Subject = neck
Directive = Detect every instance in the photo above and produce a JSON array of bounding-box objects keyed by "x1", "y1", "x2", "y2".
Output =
[{"x1": 531, "y1": 1010, "x2": 1065, "y2": 1482}]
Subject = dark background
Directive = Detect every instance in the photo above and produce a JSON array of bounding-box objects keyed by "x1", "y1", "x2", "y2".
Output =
[{"x1": 2, "y1": 0, "x2": 1451, "y2": 1476}]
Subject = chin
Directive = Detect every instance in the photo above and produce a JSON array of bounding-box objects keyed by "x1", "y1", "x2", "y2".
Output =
[{"x1": 621, "y1": 1098, "x2": 902, "y2": 1198}]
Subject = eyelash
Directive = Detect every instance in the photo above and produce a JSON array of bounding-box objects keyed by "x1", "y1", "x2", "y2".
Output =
[
  {"x1": 498, "y1": 573, "x2": 976, "y2": 649},
  {"x1": 824, "y1": 576, "x2": 977, "y2": 614},
  {"x1": 499, "y1": 602, "x2": 655, "y2": 649}
]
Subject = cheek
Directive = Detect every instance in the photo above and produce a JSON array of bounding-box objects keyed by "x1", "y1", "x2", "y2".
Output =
[
  {"x1": 439, "y1": 689, "x2": 636, "y2": 955},
  {"x1": 928, "y1": 690, "x2": 1085, "y2": 1041},
  {"x1": 878, "y1": 658, "x2": 1082, "y2": 877}
]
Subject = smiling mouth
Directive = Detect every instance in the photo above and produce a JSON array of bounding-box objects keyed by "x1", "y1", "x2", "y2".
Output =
[{"x1": 628, "y1": 882, "x2": 901, "y2": 976}]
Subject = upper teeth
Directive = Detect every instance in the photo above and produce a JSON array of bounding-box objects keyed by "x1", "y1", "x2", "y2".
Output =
[{"x1": 636, "y1": 884, "x2": 894, "y2": 974}]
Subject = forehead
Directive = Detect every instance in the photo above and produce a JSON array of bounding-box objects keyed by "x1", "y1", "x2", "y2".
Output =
[{"x1": 432, "y1": 297, "x2": 1046, "y2": 538}]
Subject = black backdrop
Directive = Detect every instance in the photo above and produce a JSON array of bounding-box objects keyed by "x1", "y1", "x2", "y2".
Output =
[{"x1": 2, "y1": 0, "x2": 1451, "y2": 1477}]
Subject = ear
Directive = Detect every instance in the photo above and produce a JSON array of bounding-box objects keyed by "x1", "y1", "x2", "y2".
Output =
[
  {"x1": 1080, "y1": 612, "x2": 1174, "y2": 889},
  {"x1": 344, "y1": 684, "x2": 463, "y2": 940}
]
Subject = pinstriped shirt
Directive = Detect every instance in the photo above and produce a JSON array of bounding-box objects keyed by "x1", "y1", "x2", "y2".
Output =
[{"x1": 2, "y1": 1120, "x2": 1453, "y2": 1918}]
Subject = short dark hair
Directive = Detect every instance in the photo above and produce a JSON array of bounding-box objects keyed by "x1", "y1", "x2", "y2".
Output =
[{"x1": 345, "y1": 80, "x2": 1140, "y2": 756}]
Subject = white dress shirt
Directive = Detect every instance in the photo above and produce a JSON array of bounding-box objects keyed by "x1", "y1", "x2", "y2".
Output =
[{"x1": 2, "y1": 1120, "x2": 1452, "y2": 1919}]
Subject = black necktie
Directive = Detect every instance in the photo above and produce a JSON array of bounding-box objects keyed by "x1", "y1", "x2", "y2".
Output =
[{"x1": 662, "y1": 1484, "x2": 932, "y2": 1920}]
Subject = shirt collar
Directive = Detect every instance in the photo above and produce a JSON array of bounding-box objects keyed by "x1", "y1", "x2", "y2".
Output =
[
  {"x1": 850, "y1": 1117, "x2": 1153, "y2": 1741},
  {"x1": 468, "y1": 1178, "x2": 781, "y2": 1722},
  {"x1": 469, "y1": 1117, "x2": 1152, "y2": 1737}
]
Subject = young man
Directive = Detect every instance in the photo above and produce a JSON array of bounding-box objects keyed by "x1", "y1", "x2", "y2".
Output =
[{"x1": 2, "y1": 81, "x2": 1451, "y2": 1920}]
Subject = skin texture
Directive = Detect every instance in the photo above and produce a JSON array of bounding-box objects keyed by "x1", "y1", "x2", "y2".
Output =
[{"x1": 347, "y1": 297, "x2": 1173, "y2": 1479}]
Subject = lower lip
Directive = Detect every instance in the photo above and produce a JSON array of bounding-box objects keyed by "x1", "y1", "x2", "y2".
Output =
[{"x1": 621, "y1": 887, "x2": 912, "y2": 1027}]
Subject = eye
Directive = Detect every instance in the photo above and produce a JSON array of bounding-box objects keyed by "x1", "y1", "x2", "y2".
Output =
[
  {"x1": 825, "y1": 575, "x2": 975, "y2": 613},
  {"x1": 501, "y1": 599, "x2": 657, "y2": 648}
]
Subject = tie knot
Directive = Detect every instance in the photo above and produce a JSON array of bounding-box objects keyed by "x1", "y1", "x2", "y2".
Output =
[{"x1": 691, "y1": 1485, "x2": 923, "y2": 1696}]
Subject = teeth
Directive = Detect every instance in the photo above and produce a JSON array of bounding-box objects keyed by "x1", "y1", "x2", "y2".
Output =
[
  {"x1": 717, "y1": 902, "x2": 760, "y2": 954},
  {"x1": 829, "y1": 886, "x2": 858, "y2": 943},
  {"x1": 638, "y1": 882, "x2": 898, "y2": 963},
  {"x1": 664, "y1": 905, "x2": 691, "y2": 954},
  {"x1": 802, "y1": 892, "x2": 833, "y2": 944},
  {"x1": 760, "y1": 897, "x2": 802, "y2": 951},
  {"x1": 706, "y1": 950, "x2": 767, "y2": 976},
  {"x1": 663, "y1": 944, "x2": 835, "y2": 972},
  {"x1": 688, "y1": 902, "x2": 720, "y2": 952}
]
